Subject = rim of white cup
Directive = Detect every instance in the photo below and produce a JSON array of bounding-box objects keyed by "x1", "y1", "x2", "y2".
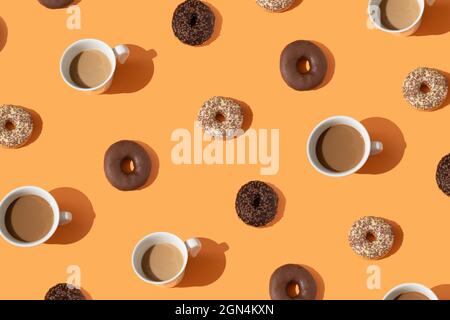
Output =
[
  {"x1": 383, "y1": 283, "x2": 439, "y2": 300},
  {"x1": 132, "y1": 232, "x2": 188, "y2": 286},
  {"x1": 59, "y1": 38, "x2": 117, "y2": 92},
  {"x1": 367, "y1": 0, "x2": 425, "y2": 34},
  {"x1": 0, "y1": 186, "x2": 60, "y2": 248}
]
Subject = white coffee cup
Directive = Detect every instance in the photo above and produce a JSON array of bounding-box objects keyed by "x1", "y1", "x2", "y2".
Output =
[
  {"x1": 307, "y1": 116, "x2": 383, "y2": 177},
  {"x1": 368, "y1": 0, "x2": 429, "y2": 36},
  {"x1": 0, "y1": 186, "x2": 72, "y2": 248},
  {"x1": 132, "y1": 232, "x2": 202, "y2": 287},
  {"x1": 384, "y1": 283, "x2": 439, "y2": 300},
  {"x1": 60, "y1": 38, "x2": 130, "y2": 94}
]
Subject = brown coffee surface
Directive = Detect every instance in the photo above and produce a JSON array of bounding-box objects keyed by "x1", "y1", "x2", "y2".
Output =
[
  {"x1": 69, "y1": 50, "x2": 112, "y2": 89},
  {"x1": 394, "y1": 292, "x2": 430, "y2": 300},
  {"x1": 5, "y1": 195, "x2": 54, "y2": 243},
  {"x1": 316, "y1": 125, "x2": 365, "y2": 173},
  {"x1": 141, "y1": 243, "x2": 184, "y2": 282},
  {"x1": 380, "y1": 0, "x2": 421, "y2": 30}
]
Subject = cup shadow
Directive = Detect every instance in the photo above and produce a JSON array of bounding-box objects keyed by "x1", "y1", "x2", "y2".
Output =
[
  {"x1": 107, "y1": 46, "x2": 156, "y2": 94},
  {"x1": 23, "y1": 107, "x2": 43, "y2": 147},
  {"x1": 0, "y1": 17, "x2": 7, "y2": 52},
  {"x1": 302, "y1": 265, "x2": 325, "y2": 300},
  {"x1": 177, "y1": 238, "x2": 228, "y2": 287},
  {"x1": 265, "y1": 183, "x2": 285, "y2": 228},
  {"x1": 312, "y1": 41, "x2": 335, "y2": 90},
  {"x1": 432, "y1": 284, "x2": 450, "y2": 300},
  {"x1": 415, "y1": 1, "x2": 450, "y2": 36},
  {"x1": 47, "y1": 188, "x2": 95, "y2": 245},
  {"x1": 136, "y1": 141, "x2": 160, "y2": 189},
  {"x1": 383, "y1": 219, "x2": 404, "y2": 259},
  {"x1": 358, "y1": 117, "x2": 406, "y2": 175},
  {"x1": 200, "y1": 2, "x2": 223, "y2": 46}
]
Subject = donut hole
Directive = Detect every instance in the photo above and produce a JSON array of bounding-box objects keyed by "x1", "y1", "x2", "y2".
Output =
[
  {"x1": 121, "y1": 157, "x2": 136, "y2": 175},
  {"x1": 189, "y1": 13, "x2": 198, "y2": 27},
  {"x1": 287, "y1": 281, "x2": 301, "y2": 298},
  {"x1": 420, "y1": 83, "x2": 431, "y2": 94},
  {"x1": 297, "y1": 57, "x2": 311, "y2": 74},
  {"x1": 251, "y1": 194, "x2": 262, "y2": 208},
  {"x1": 366, "y1": 232, "x2": 377, "y2": 243},
  {"x1": 215, "y1": 112, "x2": 226, "y2": 124},
  {"x1": 4, "y1": 121, "x2": 15, "y2": 131}
]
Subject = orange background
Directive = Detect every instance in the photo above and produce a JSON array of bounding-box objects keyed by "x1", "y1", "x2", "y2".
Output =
[{"x1": 0, "y1": 0, "x2": 449, "y2": 300}]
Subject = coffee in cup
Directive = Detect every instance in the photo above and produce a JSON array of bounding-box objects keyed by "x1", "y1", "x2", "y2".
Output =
[
  {"x1": 316, "y1": 125, "x2": 366, "y2": 173},
  {"x1": 69, "y1": 50, "x2": 112, "y2": 89},
  {"x1": 0, "y1": 186, "x2": 72, "y2": 247},
  {"x1": 5, "y1": 195, "x2": 54, "y2": 243},
  {"x1": 132, "y1": 232, "x2": 202, "y2": 287},
  {"x1": 379, "y1": 0, "x2": 421, "y2": 30},
  {"x1": 141, "y1": 243, "x2": 184, "y2": 282},
  {"x1": 307, "y1": 116, "x2": 383, "y2": 177},
  {"x1": 394, "y1": 292, "x2": 430, "y2": 300}
]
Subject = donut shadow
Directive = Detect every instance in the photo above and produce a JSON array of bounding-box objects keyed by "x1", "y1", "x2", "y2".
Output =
[
  {"x1": 264, "y1": 183, "x2": 285, "y2": 228},
  {"x1": 80, "y1": 288, "x2": 93, "y2": 300},
  {"x1": 106, "y1": 46, "x2": 156, "y2": 94},
  {"x1": 200, "y1": 2, "x2": 223, "y2": 47},
  {"x1": 47, "y1": 188, "x2": 95, "y2": 245},
  {"x1": 285, "y1": 0, "x2": 303, "y2": 12},
  {"x1": 415, "y1": 1, "x2": 450, "y2": 36},
  {"x1": 358, "y1": 117, "x2": 406, "y2": 175},
  {"x1": 0, "y1": 17, "x2": 8, "y2": 52},
  {"x1": 302, "y1": 265, "x2": 325, "y2": 300},
  {"x1": 312, "y1": 41, "x2": 335, "y2": 90},
  {"x1": 177, "y1": 238, "x2": 228, "y2": 287},
  {"x1": 134, "y1": 141, "x2": 159, "y2": 189},
  {"x1": 23, "y1": 107, "x2": 43, "y2": 147},
  {"x1": 234, "y1": 99, "x2": 253, "y2": 134},
  {"x1": 432, "y1": 284, "x2": 450, "y2": 300},
  {"x1": 382, "y1": 219, "x2": 404, "y2": 259},
  {"x1": 436, "y1": 71, "x2": 450, "y2": 110}
]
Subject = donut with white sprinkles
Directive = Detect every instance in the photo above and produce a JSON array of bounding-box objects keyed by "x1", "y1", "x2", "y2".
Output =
[
  {"x1": 403, "y1": 67, "x2": 448, "y2": 111},
  {"x1": 256, "y1": 0, "x2": 295, "y2": 12},
  {"x1": 0, "y1": 105, "x2": 34, "y2": 148},
  {"x1": 348, "y1": 216, "x2": 394, "y2": 260}
]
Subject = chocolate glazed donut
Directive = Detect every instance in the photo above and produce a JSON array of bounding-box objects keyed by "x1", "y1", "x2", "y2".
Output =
[
  {"x1": 104, "y1": 141, "x2": 151, "y2": 191},
  {"x1": 280, "y1": 40, "x2": 328, "y2": 91},
  {"x1": 38, "y1": 0, "x2": 74, "y2": 9},
  {"x1": 269, "y1": 264, "x2": 317, "y2": 300}
]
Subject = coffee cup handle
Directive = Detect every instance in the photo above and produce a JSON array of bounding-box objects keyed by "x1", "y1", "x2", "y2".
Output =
[
  {"x1": 113, "y1": 45, "x2": 130, "y2": 64},
  {"x1": 185, "y1": 238, "x2": 202, "y2": 258},
  {"x1": 370, "y1": 141, "x2": 383, "y2": 156},
  {"x1": 59, "y1": 211, "x2": 72, "y2": 226}
]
